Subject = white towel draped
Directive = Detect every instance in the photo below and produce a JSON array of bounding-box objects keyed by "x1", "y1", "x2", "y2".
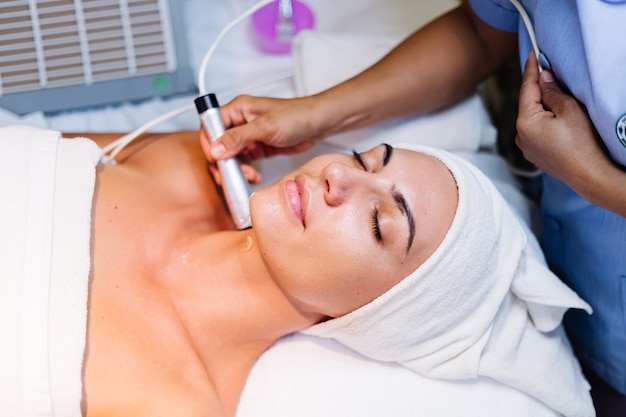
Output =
[
  {"x1": 303, "y1": 143, "x2": 595, "y2": 417},
  {"x1": 0, "y1": 125, "x2": 101, "y2": 417}
]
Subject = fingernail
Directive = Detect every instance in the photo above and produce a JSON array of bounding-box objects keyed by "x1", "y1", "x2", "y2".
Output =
[
  {"x1": 540, "y1": 70, "x2": 554, "y2": 83},
  {"x1": 211, "y1": 143, "x2": 225, "y2": 157}
]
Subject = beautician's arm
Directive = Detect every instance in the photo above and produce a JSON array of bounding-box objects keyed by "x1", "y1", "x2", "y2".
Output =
[
  {"x1": 207, "y1": 1, "x2": 517, "y2": 161},
  {"x1": 516, "y1": 53, "x2": 626, "y2": 218}
]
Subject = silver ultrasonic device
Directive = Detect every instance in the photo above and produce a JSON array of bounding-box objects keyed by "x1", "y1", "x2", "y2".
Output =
[{"x1": 195, "y1": 93, "x2": 252, "y2": 229}]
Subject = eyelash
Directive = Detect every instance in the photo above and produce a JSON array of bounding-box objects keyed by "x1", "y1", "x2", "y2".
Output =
[
  {"x1": 371, "y1": 208, "x2": 382, "y2": 243},
  {"x1": 351, "y1": 149, "x2": 367, "y2": 170},
  {"x1": 353, "y1": 150, "x2": 382, "y2": 242}
]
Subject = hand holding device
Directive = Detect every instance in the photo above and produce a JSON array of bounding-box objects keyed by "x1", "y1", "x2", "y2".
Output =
[{"x1": 195, "y1": 93, "x2": 252, "y2": 229}]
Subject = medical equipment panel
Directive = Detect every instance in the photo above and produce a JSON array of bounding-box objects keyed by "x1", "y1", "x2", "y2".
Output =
[{"x1": 0, "y1": 0, "x2": 195, "y2": 115}]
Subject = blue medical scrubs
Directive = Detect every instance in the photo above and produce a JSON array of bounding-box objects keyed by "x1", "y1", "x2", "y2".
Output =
[{"x1": 469, "y1": 0, "x2": 626, "y2": 395}]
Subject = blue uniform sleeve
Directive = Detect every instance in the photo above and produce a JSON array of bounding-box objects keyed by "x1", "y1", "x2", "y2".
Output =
[{"x1": 468, "y1": 0, "x2": 520, "y2": 33}]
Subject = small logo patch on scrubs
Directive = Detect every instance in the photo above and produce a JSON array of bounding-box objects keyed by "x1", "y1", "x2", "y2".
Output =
[{"x1": 617, "y1": 114, "x2": 626, "y2": 148}]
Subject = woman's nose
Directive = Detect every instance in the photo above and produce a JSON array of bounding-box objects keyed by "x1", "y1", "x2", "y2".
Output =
[{"x1": 322, "y1": 162, "x2": 367, "y2": 206}]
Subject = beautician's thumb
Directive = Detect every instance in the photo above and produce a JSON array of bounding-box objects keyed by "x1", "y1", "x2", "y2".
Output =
[
  {"x1": 538, "y1": 70, "x2": 567, "y2": 110},
  {"x1": 210, "y1": 125, "x2": 254, "y2": 160}
]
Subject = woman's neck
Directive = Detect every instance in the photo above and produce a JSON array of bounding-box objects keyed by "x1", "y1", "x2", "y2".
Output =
[{"x1": 161, "y1": 228, "x2": 320, "y2": 415}]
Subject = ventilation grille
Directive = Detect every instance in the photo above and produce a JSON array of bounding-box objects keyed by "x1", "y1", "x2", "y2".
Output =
[{"x1": 0, "y1": 0, "x2": 177, "y2": 96}]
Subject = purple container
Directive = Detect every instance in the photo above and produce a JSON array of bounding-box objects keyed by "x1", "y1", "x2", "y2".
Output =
[{"x1": 251, "y1": 0, "x2": 315, "y2": 54}]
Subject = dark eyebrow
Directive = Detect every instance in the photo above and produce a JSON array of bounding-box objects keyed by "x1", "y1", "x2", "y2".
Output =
[
  {"x1": 392, "y1": 187, "x2": 416, "y2": 253},
  {"x1": 382, "y1": 144, "x2": 415, "y2": 252},
  {"x1": 354, "y1": 144, "x2": 414, "y2": 251},
  {"x1": 352, "y1": 143, "x2": 392, "y2": 170}
]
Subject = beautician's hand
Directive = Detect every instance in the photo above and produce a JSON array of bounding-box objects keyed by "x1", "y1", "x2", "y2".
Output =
[
  {"x1": 207, "y1": 95, "x2": 327, "y2": 163},
  {"x1": 516, "y1": 53, "x2": 606, "y2": 186},
  {"x1": 199, "y1": 128, "x2": 263, "y2": 185},
  {"x1": 516, "y1": 52, "x2": 626, "y2": 216}
]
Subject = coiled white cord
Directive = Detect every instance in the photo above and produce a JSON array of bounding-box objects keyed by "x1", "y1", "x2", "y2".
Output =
[{"x1": 102, "y1": 0, "x2": 277, "y2": 164}]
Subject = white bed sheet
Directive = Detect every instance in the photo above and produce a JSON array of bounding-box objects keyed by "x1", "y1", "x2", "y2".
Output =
[{"x1": 0, "y1": 0, "x2": 558, "y2": 415}]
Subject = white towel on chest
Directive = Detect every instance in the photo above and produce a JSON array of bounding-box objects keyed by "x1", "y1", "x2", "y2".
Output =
[
  {"x1": 303, "y1": 143, "x2": 595, "y2": 417},
  {"x1": 0, "y1": 125, "x2": 102, "y2": 417}
]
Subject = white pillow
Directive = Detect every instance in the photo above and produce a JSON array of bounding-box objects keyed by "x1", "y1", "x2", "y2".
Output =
[{"x1": 237, "y1": 333, "x2": 560, "y2": 417}]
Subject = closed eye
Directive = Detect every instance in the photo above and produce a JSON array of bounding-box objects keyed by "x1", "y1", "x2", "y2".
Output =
[
  {"x1": 351, "y1": 149, "x2": 367, "y2": 171},
  {"x1": 371, "y1": 208, "x2": 382, "y2": 243},
  {"x1": 354, "y1": 149, "x2": 383, "y2": 243}
]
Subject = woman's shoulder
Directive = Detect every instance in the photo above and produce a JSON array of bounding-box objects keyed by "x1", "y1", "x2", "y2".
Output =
[{"x1": 67, "y1": 130, "x2": 202, "y2": 167}]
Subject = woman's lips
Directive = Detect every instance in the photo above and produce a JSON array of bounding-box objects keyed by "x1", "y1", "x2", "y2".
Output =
[{"x1": 284, "y1": 179, "x2": 305, "y2": 226}]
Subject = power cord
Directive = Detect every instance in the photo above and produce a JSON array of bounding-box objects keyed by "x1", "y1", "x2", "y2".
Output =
[{"x1": 101, "y1": 0, "x2": 278, "y2": 164}]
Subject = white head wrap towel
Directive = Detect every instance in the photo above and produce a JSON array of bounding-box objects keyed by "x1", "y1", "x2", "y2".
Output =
[{"x1": 302, "y1": 144, "x2": 595, "y2": 417}]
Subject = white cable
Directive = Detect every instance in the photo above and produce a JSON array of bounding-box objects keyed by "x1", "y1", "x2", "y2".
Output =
[
  {"x1": 508, "y1": 0, "x2": 543, "y2": 72},
  {"x1": 102, "y1": 0, "x2": 277, "y2": 164},
  {"x1": 102, "y1": 103, "x2": 195, "y2": 163},
  {"x1": 505, "y1": 0, "x2": 543, "y2": 178},
  {"x1": 198, "y1": 0, "x2": 276, "y2": 94}
]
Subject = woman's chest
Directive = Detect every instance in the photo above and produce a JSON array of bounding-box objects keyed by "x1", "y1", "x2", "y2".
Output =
[
  {"x1": 84, "y1": 223, "x2": 226, "y2": 417},
  {"x1": 82, "y1": 288, "x2": 224, "y2": 417},
  {"x1": 92, "y1": 157, "x2": 231, "y2": 272}
]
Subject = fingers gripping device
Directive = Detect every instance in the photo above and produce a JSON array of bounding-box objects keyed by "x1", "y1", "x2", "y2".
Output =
[
  {"x1": 100, "y1": 0, "x2": 313, "y2": 230},
  {"x1": 195, "y1": 94, "x2": 252, "y2": 229}
]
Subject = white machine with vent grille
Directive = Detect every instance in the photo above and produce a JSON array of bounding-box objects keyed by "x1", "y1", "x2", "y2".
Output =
[{"x1": 0, "y1": 0, "x2": 194, "y2": 115}]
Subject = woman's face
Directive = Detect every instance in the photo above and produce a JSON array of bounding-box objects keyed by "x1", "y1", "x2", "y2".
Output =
[{"x1": 250, "y1": 144, "x2": 458, "y2": 318}]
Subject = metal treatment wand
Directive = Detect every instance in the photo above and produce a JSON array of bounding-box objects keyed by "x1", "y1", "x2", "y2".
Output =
[{"x1": 195, "y1": 93, "x2": 252, "y2": 229}]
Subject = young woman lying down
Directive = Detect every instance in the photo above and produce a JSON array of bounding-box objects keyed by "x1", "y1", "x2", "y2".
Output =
[{"x1": 0, "y1": 125, "x2": 593, "y2": 417}]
